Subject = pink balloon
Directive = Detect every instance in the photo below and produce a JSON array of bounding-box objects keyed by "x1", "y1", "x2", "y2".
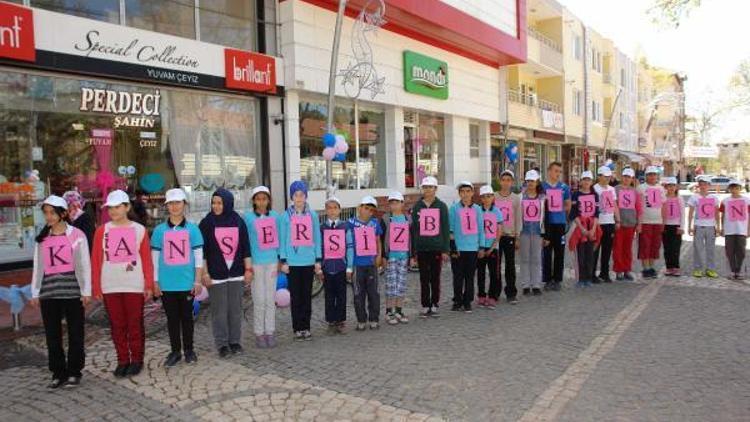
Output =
[
  {"x1": 322, "y1": 147, "x2": 336, "y2": 161},
  {"x1": 195, "y1": 286, "x2": 209, "y2": 301},
  {"x1": 334, "y1": 139, "x2": 349, "y2": 154},
  {"x1": 275, "y1": 288, "x2": 291, "y2": 308}
]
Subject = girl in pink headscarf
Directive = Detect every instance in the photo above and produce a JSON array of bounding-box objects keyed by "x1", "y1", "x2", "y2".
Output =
[{"x1": 63, "y1": 190, "x2": 95, "y2": 253}]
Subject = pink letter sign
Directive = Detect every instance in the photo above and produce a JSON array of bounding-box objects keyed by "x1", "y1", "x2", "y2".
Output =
[
  {"x1": 458, "y1": 207, "x2": 478, "y2": 235},
  {"x1": 522, "y1": 199, "x2": 542, "y2": 222},
  {"x1": 254, "y1": 217, "x2": 279, "y2": 250},
  {"x1": 579, "y1": 195, "x2": 596, "y2": 217},
  {"x1": 290, "y1": 215, "x2": 313, "y2": 247},
  {"x1": 419, "y1": 208, "x2": 440, "y2": 236},
  {"x1": 323, "y1": 229, "x2": 346, "y2": 259},
  {"x1": 354, "y1": 226, "x2": 377, "y2": 256},
  {"x1": 42, "y1": 235, "x2": 73, "y2": 275},
  {"x1": 697, "y1": 197, "x2": 716, "y2": 220},
  {"x1": 664, "y1": 198, "x2": 681, "y2": 221},
  {"x1": 483, "y1": 212, "x2": 497, "y2": 239},
  {"x1": 108, "y1": 227, "x2": 137, "y2": 263},
  {"x1": 163, "y1": 230, "x2": 190, "y2": 266},
  {"x1": 601, "y1": 190, "x2": 615, "y2": 213},
  {"x1": 646, "y1": 187, "x2": 663, "y2": 208},
  {"x1": 214, "y1": 227, "x2": 239, "y2": 262},
  {"x1": 727, "y1": 199, "x2": 748, "y2": 222},
  {"x1": 546, "y1": 189, "x2": 563, "y2": 212},
  {"x1": 495, "y1": 199, "x2": 514, "y2": 228},
  {"x1": 618, "y1": 189, "x2": 636, "y2": 210},
  {"x1": 389, "y1": 222, "x2": 410, "y2": 252}
]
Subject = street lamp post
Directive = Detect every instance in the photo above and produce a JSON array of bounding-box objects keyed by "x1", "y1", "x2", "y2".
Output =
[{"x1": 325, "y1": 0, "x2": 348, "y2": 198}]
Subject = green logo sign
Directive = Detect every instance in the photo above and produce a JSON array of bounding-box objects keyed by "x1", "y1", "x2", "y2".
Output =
[{"x1": 403, "y1": 51, "x2": 448, "y2": 99}]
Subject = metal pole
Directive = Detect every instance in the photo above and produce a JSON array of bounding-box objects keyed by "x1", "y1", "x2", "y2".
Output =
[
  {"x1": 326, "y1": 0, "x2": 348, "y2": 197},
  {"x1": 354, "y1": 99, "x2": 360, "y2": 189},
  {"x1": 602, "y1": 87, "x2": 623, "y2": 158}
]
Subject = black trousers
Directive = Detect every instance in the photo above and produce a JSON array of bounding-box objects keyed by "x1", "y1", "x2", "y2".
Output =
[
  {"x1": 543, "y1": 224, "x2": 566, "y2": 284},
  {"x1": 161, "y1": 291, "x2": 194, "y2": 353},
  {"x1": 725, "y1": 235, "x2": 747, "y2": 273},
  {"x1": 662, "y1": 225, "x2": 682, "y2": 269},
  {"x1": 40, "y1": 298, "x2": 85, "y2": 379},
  {"x1": 476, "y1": 249, "x2": 498, "y2": 298},
  {"x1": 595, "y1": 224, "x2": 616, "y2": 278},
  {"x1": 451, "y1": 252, "x2": 478, "y2": 307},
  {"x1": 288, "y1": 265, "x2": 314, "y2": 332},
  {"x1": 417, "y1": 251, "x2": 442, "y2": 308},
  {"x1": 324, "y1": 271, "x2": 347, "y2": 323},
  {"x1": 498, "y1": 236, "x2": 517, "y2": 300},
  {"x1": 577, "y1": 241, "x2": 596, "y2": 282},
  {"x1": 353, "y1": 265, "x2": 380, "y2": 323}
]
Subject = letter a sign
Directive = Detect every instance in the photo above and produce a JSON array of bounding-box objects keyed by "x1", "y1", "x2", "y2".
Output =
[
  {"x1": 42, "y1": 235, "x2": 73, "y2": 275},
  {"x1": 108, "y1": 227, "x2": 137, "y2": 263},
  {"x1": 164, "y1": 230, "x2": 190, "y2": 266}
]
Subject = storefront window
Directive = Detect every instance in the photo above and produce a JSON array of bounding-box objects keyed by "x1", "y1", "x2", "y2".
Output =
[
  {"x1": 200, "y1": 0, "x2": 256, "y2": 51},
  {"x1": 523, "y1": 142, "x2": 543, "y2": 177},
  {"x1": 32, "y1": 0, "x2": 120, "y2": 24},
  {"x1": 125, "y1": 0, "x2": 196, "y2": 39},
  {"x1": 0, "y1": 70, "x2": 261, "y2": 262},
  {"x1": 404, "y1": 112, "x2": 445, "y2": 187},
  {"x1": 298, "y1": 99, "x2": 385, "y2": 191}
]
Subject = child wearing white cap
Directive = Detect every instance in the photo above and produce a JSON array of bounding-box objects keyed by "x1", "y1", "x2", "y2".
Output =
[
  {"x1": 719, "y1": 180, "x2": 750, "y2": 280},
  {"x1": 348, "y1": 195, "x2": 384, "y2": 330},
  {"x1": 593, "y1": 166, "x2": 619, "y2": 283},
  {"x1": 661, "y1": 178, "x2": 685, "y2": 276},
  {"x1": 687, "y1": 176, "x2": 720, "y2": 278},
  {"x1": 382, "y1": 191, "x2": 411, "y2": 324},
  {"x1": 30, "y1": 196, "x2": 91, "y2": 389},
  {"x1": 320, "y1": 196, "x2": 352, "y2": 334},
  {"x1": 520, "y1": 170, "x2": 545, "y2": 295},
  {"x1": 613, "y1": 168, "x2": 641, "y2": 280},
  {"x1": 637, "y1": 167, "x2": 666, "y2": 279},
  {"x1": 570, "y1": 172, "x2": 600, "y2": 287},
  {"x1": 476, "y1": 185, "x2": 503, "y2": 309}
]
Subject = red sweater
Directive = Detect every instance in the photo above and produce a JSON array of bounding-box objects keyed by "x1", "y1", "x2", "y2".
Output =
[{"x1": 92, "y1": 221, "x2": 154, "y2": 297}]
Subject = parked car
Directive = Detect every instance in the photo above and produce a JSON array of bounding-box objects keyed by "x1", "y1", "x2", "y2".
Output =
[{"x1": 687, "y1": 176, "x2": 731, "y2": 193}]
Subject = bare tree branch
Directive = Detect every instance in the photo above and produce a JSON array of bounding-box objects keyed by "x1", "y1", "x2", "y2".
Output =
[{"x1": 648, "y1": 0, "x2": 702, "y2": 28}]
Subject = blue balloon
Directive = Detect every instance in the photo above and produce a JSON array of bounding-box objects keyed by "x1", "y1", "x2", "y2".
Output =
[
  {"x1": 334, "y1": 152, "x2": 347, "y2": 161},
  {"x1": 323, "y1": 132, "x2": 337, "y2": 148},
  {"x1": 504, "y1": 142, "x2": 519, "y2": 164},
  {"x1": 276, "y1": 273, "x2": 288, "y2": 290}
]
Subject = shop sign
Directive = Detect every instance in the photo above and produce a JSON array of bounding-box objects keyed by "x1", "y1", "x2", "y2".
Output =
[
  {"x1": 224, "y1": 48, "x2": 276, "y2": 93},
  {"x1": 0, "y1": 2, "x2": 35, "y2": 62},
  {"x1": 80, "y1": 88, "x2": 161, "y2": 129},
  {"x1": 88, "y1": 128, "x2": 113, "y2": 146},
  {"x1": 403, "y1": 51, "x2": 448, "y2": 99}
]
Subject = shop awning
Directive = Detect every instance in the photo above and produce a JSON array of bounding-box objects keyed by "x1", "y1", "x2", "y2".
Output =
[{"x1": 612, "y1": 150, "x2": 647, "y2": 164}]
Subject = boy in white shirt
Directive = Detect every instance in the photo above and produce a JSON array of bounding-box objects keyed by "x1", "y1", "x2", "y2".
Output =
[
  {"x1": 687, "y1": 176, "x2": 721, "y2": 278},
  {"x1": 719, "y1": 180, "x2": 750, "y2": 280},
  {"x1": 593, "y1": 166, "x2": 619, "y2": 283}
]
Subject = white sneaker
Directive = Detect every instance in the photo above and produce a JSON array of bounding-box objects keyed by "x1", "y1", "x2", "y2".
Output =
[
  {"x1": 369, "y1": 321, "x2": 380, "y2": 330},
  {"x1": 396, "y1": 312, "x2": 409, "y2": 324},
  {"x1": 429, "y1": 306, "x2": 440, "y2": 317},
  {"x1": 387, "y1": 314, "x2": 399, "y2": 325},
  {"x1": 419, "y1": 307, "x2": 431, "y2": 318}
]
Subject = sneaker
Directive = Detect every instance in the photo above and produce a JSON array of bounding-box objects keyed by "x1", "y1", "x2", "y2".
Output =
[
  {"x1": 451, "y1": 304, "x2": 463, "y2": 312},
  {"x1": 64, "y1": 376, "x2": 81, "y2": 388},
  {"x1": 419, "y1": 307, "x2": 431, "y2": 318},
  {"x1": 396, "y1": 313, "x2": 409, "y2": 324},
  {"x1": 705, "y1": 269, "x2": 719, "y2": 278},
  {"x1": 576, "y1": 280, "x2": 586, "y2": 288},
  {"x1": 601, "y1": 275, "x2": 613, "y2": 283},
  {"x1": 126, "y1": 363, "x2": 143, "y2": 377},
  {"x1": 551, "y1": 282, "x2": 562, "y2": 291},
  {"x1": 48, "y1": 378, "x2": 66, "y2": 389},
  {"x1": 641, "y1": 269, "x2": 650, "y2": 278},
  {"x1": 219, "y1": 346, "x2": 231, "y2": 357},
  {"x1": 294, "y1": 331, "x2": 305, "y2": 341},
  {"x1": 164, "y1": 351, "x2": 182, "y2": 367},
  {"x1": 369, "y1": 322, "x2": 380, "y2": 330},
  {"x1": 616, "y1": 273, "x2": 624, "y2": 281},
  {"x1": 486, "y1": 298, "x2": 497, "y2": 310},
  {"x1": 229, "y1": 343, "x2": 244, "y2": 353},
  {"x1": 623, "y1": 273, "x2": 635, "y2": 281},
  {"x1": 522, "y1": 288, "x2": 531, "y2": 296},
  {"x1": 429, "y1": 306, "x2": 440, "y2": 317},
  {"x1": 645, "y1": 269, "x2": 658, "y2": 279},
  {"x1": 532, "y1": 288, "x2": 542, "y2": 296},
  {"x1": 386, "y1": 313, "x2": 399, "y2": 325},
  {"x1": 265, "y1": 335, "x2": 277, "y2": 348},
  {"x1": 356, "y1": 323, "x2": 367, "y2": 331},
  {"x1": 335, "y1": 323, "x2": 346, "y2": 334},
  {"x1": 184, "y1": 350, "x2": 198, "y2": 364},
  {"x1": 736, "y1": 273, "x2": 745, "y2": 281},
  {"x1": 591, "y1": 277, "x2": 602, "y2": 284},
  {"x1": 303, "y1": 330, "x2": 313, "y2": 340},
  {"x1": 255, "y1": 335, "x2": 267, "y2": 349},
  {"x1": 477, "y1": 297, "x2": 486, "y2": 307},
  {"x1": 113, "y1": 364, "x2": 129, "y2": 378},
  {"x1": 692, "y1": 269, "x2": 704, "y2": 278},
  {"x1": 671, "y1": 269, "x2": 681, "y2": 277},
  {"x1": 463, "y1": 305, "x2": 473, "y2": 314},
  {"x1": 508, "y1": 297, "x2": 519, "y2": 305}
]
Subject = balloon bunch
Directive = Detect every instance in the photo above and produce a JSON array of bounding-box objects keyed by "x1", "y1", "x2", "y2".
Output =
[
  {"x1": 605, "y1": 159, "x2": 616, "y2": 171},
  {"x1": 275, "y1": 273, "x2": 290, "y2": 308},
  {"x1": 504, "y1": 142, "x2": 519, "y2": 164},
  {"x1": 322, "y1": 132, "x2": 349, "y2": 162}
]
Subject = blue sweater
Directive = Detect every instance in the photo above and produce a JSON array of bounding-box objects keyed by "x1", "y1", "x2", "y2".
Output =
[
  {"x1": 348, "y1": 216, "x2": 382, "y2": 268},
  {"x1": 479, "y1": 205, "x2": 504, "y2": 249},
  {"x1": 320, "y1": 219, "x2": 354, "y2": 274},
  {"x1": 280, "y1": 205, "x2": 322, "y2": 266},
  {"x1": 244, "y1": 210, "x2": 282, "y2": 266},
  {"x1": 449, "y1": 202, "x2": 485, "y2": 252}
]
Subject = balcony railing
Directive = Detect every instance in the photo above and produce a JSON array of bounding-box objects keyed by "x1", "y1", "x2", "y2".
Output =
[
  {"x1": 508, "y1": 89, "x2": 562, "y2": 113},
  {"x1": 528, "y1": 27, "x2": 562, "y2": 53}
]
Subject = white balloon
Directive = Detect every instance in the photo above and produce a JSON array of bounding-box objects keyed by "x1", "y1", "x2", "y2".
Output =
[{"x1": 334, "y1": 139, "x2": 349, "y2": 154}]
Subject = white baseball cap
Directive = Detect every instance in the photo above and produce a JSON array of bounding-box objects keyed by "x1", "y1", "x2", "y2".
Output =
[
  {"x1": 500, "y1": 169, "x2": 515, "y2": 179},
  {"x1": 102, "y1": 190, "x2": 130, "y2": 208},
  {"x1": 421, "y1": 176, "x2": 438, "y2": 187},
  {"x1": 360, "y1": 195, "x2": 378, "y2": 207},
  {"x1": 325, "y1": 196, "x2": 342, "y2": 207},
  {"x1": 251, "y1": 185, "x2": 271, "y2": 199},
  {"x1": 479, "y1": 185, "x2": 494, "y2": 196},
  {"x1": 164, "y1": 188, "x2": 187, "y2": 204},
  {"x1": 525, "y1": 170, "x2": 540, "y2": 181},
  {"x1": 696, "y1": 175, "x2": 711, "y2": 183},
  {"x1": 597, "y1": 166, "x2": 613, "y2": 177},
  {"x1": 661, "y1": 176, "x2": 677, "y2": 185},
  {"x1": 728, "y1": 179, "x2": 742, "y2": 187},
  {"x1": 42, "y1": 195, "x2": 68, "y2": 210},
  {"x1": 581, "y1": 171, "x2": 594, "y2": 180},
  {"x1": 645, "y1": 166, "x2": 660, "y2": 175},
  {"x1": 387, "y1": 191, "x2": 404, "y2": 202},
  {"x1": 456, "y1": 181, "x2": 474, "y2": 190},
  {"x1": 622, "y1": 168, "x2": 635, "y2": 177}
]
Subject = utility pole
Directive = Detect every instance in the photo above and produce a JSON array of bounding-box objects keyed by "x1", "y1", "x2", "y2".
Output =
[
  {"x1": 602, "y1": 87, "x2": 623, "y2": 158},
  {"x1": 325, "y1": 0, "x2": 348, "y2": 198}
]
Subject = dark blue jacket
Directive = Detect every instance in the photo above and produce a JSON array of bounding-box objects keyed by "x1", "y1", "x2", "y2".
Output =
[{"x1": 198, "y1": 189, "x2": 251, "y2": 280}]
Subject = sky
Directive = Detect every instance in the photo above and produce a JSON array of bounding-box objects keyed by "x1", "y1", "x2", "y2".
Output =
[{"x1": 559, "y1": 0, "x2": 750, "y2": 142}]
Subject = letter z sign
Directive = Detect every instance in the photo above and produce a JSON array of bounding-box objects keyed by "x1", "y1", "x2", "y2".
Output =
[{"x1": 0, "y1": 2, "x2": 35, "y2": 63}]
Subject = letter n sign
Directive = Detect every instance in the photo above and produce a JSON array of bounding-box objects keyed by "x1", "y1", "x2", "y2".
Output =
[{"x1": 164, "y1": 230, "x2": 190, "y2": 266}]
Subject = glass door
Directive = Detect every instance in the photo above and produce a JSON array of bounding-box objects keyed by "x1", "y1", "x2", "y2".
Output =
[{"x1": 404, "y1": 125, "x2": 417, "y2": 188}]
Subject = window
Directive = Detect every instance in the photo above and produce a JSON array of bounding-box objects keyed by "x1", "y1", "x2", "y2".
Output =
[
  {"x1": 573, "y1": 89, "x2": 582, "y2": 116},
  {"x1": 619, "y1": 112, "x2": 625, "y2": 128},
  {"x1": 125, "y1": 0, "x2": 196, "y2": 38},
  {"x1": 469, "y1": 123, "x2": 480, "y2": 158},
  {"x1": 404, "y1": 112, "x2": 445, "y2": 187},
  {"x1": 620, "y1": 68, "x2": 626, "y2": 87},
  {"x1": 199, "y1": 0, "x2": 256, "y2": 51},
  {"x1": 298, "y1": 99, "x2": 386, "y2": 191},
  {"x1": 32, "y1": 0, "x2": 120, "y2": 24},
  {"x1": 592, "y1": 100, "x2": 602, "y2": 122},
  {"x1": 573, "y1": 35, "x2": 582, "y2": 61}
]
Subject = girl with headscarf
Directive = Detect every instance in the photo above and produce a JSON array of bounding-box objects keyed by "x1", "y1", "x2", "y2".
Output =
[
  {"x1": 280, "y1": 181, "x2": 322, "y2": 341},
  {"x1": 63, "y1": 190, "x2": 95, "y2": 253},
  {"x1": 198, "y1": 188, "x2": 251, "y2": 358}
]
